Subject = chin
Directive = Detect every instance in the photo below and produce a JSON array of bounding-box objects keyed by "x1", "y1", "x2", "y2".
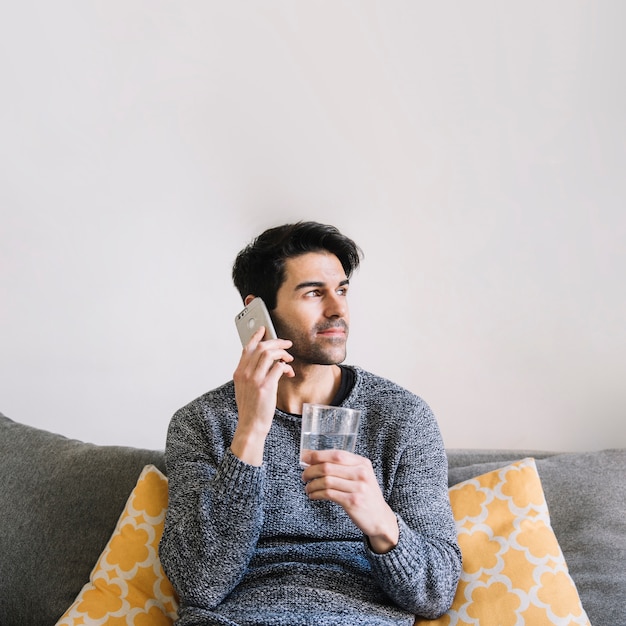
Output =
[
  {"x1": 293, "y1": 339, "x2": 347, "y2": 366},
  {"x1": 318, "y1": 351, "x2": 347, "y2": 366}
]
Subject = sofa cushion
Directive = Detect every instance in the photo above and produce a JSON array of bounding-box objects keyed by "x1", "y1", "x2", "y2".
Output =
[
  {"x1": 0, "y1": 413, "x2": 165, "y2": 626},
  {"x1": 448, "y1": 449, "x2": 626, "y2": 626},
  {"x1": 418, "y1": 458, "x2": 589, "y2": 625},
  {"x1": 56, "y1": 465, "x2": 178, "y2": 625}
]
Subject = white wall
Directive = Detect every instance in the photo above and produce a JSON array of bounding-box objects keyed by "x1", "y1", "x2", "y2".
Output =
[{"x1": 1, "y1": 1, "x2": 624, "y2": 452}]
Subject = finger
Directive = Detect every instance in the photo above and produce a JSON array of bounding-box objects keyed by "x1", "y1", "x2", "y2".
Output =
[
  {"x1": 301, "y1": 460, "x2": 356, "y2": 485},
  {"x1": 249, "y1": 326, "x2": 293, "y2": 350},
  {"x1": 239, "y1": 339, "x2": 293, "y2": 377},
  {"x1": 251, "y1": 347, "x2": 294, "y2": 382},
  {"x1": 305, "y1": 474, "x2": 354, "y2": 496},
  {"x1": 303, "y1": 448, "x2": 359, "y2": 468},
  {"x1": 243, "y1": 326, "x2": 267, "y2": 351},
  {"x1": 266, "y1": 358, "x2": 295, "y2": 383}
]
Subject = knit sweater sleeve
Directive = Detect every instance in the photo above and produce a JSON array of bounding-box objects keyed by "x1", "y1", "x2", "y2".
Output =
[
  {"x1": 357, "y1": 374, "x2": 462, "y2": 619},
  {"x1": 158, "y1": 394, "x2": 265, "y2": 609},
  {"x1": 366, "y1": 482, "x2": 461, "y2": 618}
]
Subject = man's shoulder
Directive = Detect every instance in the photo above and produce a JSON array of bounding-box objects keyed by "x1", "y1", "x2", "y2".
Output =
[
  {"x1": 348, "y1": 367, "x2": 441, "y2": 445},
  {"x1": 173, "y1": 380, "x2": 236, "y2": 420},
  {"x1": 350, "y1": 366, "x2": 421, "y2": 399},
  {"x1": 348, "y1": 366, "x2": 432, "y2": 414},
  {"x1": 165, "y1": 381, "x2": 237, "y2": 456}
]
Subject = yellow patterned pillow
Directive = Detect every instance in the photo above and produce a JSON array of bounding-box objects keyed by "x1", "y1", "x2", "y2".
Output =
[
  {"x1": 55, "y1": 465, "x2": 178, "y2": 626},
  {"x1": 416, "y1": 458, "x2": 590, "y2": 626}
]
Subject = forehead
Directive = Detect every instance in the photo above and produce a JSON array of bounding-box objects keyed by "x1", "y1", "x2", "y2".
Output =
[{"x1": 282, "y1": 252, "x2": 346, "y2": 285}]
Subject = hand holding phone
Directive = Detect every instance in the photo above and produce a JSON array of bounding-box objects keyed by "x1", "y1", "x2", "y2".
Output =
[
  {"x1": 232, "y1": 297, "x2": 294, "y2": 465},
  {"x1": 235, "y1": 297, "x2": 278, "y2": 347}
]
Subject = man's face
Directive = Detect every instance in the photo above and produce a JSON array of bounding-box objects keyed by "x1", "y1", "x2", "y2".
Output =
[{"x1": 271, "y1": 251, "x2": 350, "y2": 365}]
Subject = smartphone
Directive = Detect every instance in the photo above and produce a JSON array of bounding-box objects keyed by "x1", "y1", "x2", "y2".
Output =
[{"x1": 235, "y1": 297, "x2": 278, "y2": 347}]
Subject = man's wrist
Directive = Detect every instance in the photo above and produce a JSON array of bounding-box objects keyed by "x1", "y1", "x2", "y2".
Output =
[
  {"x1": 230, "y1": 427, "x2": 266, "y2": 466},
  {"x1": 366, "y1": 510, "x2": 400, "y2": 554}
]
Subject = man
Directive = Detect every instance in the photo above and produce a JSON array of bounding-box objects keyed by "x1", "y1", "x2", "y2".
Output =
[{"x1": 159, "y1": 221, "x2": 461, "y2": 626}]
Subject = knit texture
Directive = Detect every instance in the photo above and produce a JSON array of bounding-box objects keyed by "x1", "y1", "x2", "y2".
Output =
[{"x1": 159, "y1": 366, "x2": 461, "y2": 626}]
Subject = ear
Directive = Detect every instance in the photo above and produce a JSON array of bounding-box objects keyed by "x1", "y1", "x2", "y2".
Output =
[{"x1": 244, "y1": 294, "x2": 256, "y2": 306}]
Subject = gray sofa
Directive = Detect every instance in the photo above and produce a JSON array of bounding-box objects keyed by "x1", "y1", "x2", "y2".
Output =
[{"x1": 1, "y1": 411, "x2": 624, "y2": 626}]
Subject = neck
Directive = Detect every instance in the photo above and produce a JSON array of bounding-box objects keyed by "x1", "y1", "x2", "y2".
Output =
[{"x1": 276, "y1": 363, "x2": 342, "y2": 414}]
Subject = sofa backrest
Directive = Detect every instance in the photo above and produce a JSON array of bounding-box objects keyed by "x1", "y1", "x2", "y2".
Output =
[
  {"x1": 0, "y1": 412, "x2": 165, "y2": 626},
  {"x1": 447, "y1": 446, "x2": 626, "y2": 626},
  {"x1": 2, "y1": 413, "x2": 625, "y2": 626}
]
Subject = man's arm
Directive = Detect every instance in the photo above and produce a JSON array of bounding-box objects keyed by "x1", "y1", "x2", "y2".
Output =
[
  {"x1": 231, "y1": 327, "x2": 294, "y2": 465},
  {"x1": 366, "y1": 436, "x2": 462, "y2": 620},
  {"x1": 159, "y1": 328, "x2": 294, "y2": 607},
  {"x1": 301, "y1": 398, "x2": 461, "y2": 620},
  {"x1": 301, "y1": 449, "x2": 399, "y2": 553},
  {"x1": 158, "y1": 406, "x2": 266, "y2": 608}
]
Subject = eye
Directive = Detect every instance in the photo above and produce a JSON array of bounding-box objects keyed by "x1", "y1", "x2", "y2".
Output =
[
  {"x1": 305, "y1": 289, "x2": 322, "y2": 297},
  {"x1": 337, "y1": 287, "x2": 348, "y2": 296}
]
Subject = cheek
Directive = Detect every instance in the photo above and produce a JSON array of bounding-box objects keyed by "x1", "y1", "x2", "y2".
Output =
[
  {"x1": 274, "y1": 307, "x2": 313, "y2": 331},
  {"x1": 274, "y1": 315, "x2": 316, "y2": 345},
  {"x1": 273, "y1": 314, "x2": 300, "y2": 339}
]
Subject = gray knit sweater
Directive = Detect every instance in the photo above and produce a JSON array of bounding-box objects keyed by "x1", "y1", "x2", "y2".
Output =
[{"x1": 159, "y1": 366, "x2": 461, "y2": 626}]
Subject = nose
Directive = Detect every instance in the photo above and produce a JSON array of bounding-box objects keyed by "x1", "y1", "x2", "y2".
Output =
[{"x1": 324, "y1": 292, "x2": 348, "y2": 319}]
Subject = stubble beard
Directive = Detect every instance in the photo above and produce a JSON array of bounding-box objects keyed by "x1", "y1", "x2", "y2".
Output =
[{"x1": 273, "y1": 317, "x2": 348, "y2": 366}]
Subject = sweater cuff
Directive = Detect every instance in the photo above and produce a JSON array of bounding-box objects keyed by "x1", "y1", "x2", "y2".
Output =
[
  {"x1": 365, "y1": 514, "x2": 413, "y2": 570},
  {"x1": 214, "y1": 447, "x2": 265, "y2": 503}
]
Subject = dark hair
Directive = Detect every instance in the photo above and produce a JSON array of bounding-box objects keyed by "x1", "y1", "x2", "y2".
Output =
[{"x1": 232, "y1": 221, "x2": 363, "y2": 310}]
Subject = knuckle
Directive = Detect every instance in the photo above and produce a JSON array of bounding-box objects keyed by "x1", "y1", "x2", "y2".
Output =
[
  {"x1": 330, "y1": 450, "x2": 345, "y2": 463},
  {"x1": 355, "y1": 466, "x2": 369, "y2": 482},
  {"x1": 346, "y1": 492, "x2": 363, "y2": 508}
]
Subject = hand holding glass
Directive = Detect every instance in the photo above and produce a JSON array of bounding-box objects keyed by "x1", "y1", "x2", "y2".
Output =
[{"x1": 300, "y1": 403, "x2": 361, "y2": 466}]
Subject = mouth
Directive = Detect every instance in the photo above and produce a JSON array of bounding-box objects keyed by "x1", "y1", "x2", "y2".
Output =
[
  {"x1": 318, "y1": 329, "x2": 345, "y2": 338},
  {"x1": 316, "y1": 322, "x2": 348, "y2": 339}
]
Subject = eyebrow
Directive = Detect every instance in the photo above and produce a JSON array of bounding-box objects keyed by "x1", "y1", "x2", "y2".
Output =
[{"x1": 294, "y1": 279, "x2": 350, "y2": 292}]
